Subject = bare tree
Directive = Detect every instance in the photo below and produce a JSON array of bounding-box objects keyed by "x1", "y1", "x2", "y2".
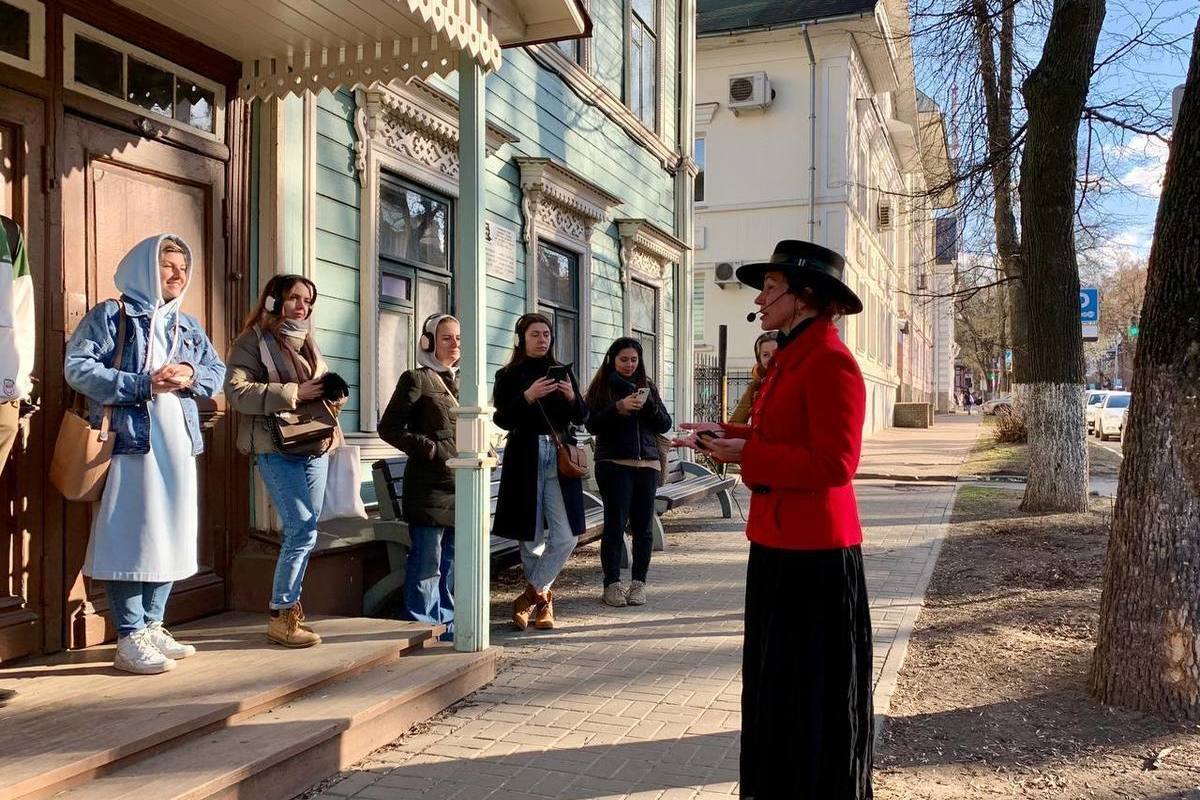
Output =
[{"x1": 1089, "y1": 15, "x2": 1200, "y2": 717}]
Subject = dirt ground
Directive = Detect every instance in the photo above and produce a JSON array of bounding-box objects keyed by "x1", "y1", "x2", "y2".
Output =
[
  {"x1": 962, "y1": 417, "x2": 1123, "y2": 477},
  {"x1": 875, "y1": 485, "x2": 1200, "y2": 800}
]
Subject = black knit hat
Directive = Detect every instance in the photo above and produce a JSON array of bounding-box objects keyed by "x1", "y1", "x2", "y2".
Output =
[{"x1": 736, "y1": 240, "x2": 863, "y2": 315}]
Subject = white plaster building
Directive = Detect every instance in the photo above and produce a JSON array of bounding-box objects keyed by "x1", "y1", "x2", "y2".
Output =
[{"x1": 693, "y1": 0, "x2": 957, "y2": 433}]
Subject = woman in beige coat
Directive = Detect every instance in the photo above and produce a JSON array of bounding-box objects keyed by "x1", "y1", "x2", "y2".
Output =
[{"x1": 224, "y1": 274, "x2": 348, "y2": 648}]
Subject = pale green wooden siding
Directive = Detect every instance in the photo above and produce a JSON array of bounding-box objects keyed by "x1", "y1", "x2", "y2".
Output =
[
  {"x1": 314, "y1": 89, "x2": 362, "y2": 432},
  {"x1": 309, "y1": 0, "x2": 683, "y2": 422}
]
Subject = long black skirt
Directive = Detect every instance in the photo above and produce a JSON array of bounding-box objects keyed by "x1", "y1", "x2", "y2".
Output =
[{"x1": 741, "y1": 542, "x2": 873, "y2": 799}]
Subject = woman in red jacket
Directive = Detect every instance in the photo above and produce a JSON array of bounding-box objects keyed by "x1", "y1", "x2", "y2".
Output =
[{"x1": 677, "y1": 240, "x2": 871, "y2": 799}]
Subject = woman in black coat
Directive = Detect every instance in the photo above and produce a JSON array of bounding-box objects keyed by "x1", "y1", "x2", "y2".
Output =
[
  {"x1": 584, "y1": 337, "x2": 672, "y2": 608},
  {"x1": 492, "y1": 313, "x2": 587, "y2": 630},
  {"x1": 378, "y1": 313, "x2": 461, "y2": 639}
]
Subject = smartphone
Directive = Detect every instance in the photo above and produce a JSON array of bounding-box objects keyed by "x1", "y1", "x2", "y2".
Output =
[
  {"x1": 545, "y1": 365, "x2": 570, "y2": 383},
  {"x1": 634, "y1": 387, "x2": 651, "y2": 403},
  {"x1": 695, "y1": 430, "x2": 719, "y2": 449}
]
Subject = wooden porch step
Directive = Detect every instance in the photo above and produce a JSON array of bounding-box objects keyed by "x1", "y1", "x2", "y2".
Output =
[
  {"x1": 51, "y1": 645, "x2": 498, "y2": 800},
  {"x1": 0, "y1": 612, "x2": 449, "y2": 800}
]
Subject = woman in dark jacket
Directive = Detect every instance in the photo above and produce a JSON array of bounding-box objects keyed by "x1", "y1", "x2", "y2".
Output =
[
  {"x1": 379, "y1": 313, "x2": 460, "y2": 639},
  {"x1": 584, "y1": 337, "x2": 672, "y2": 607},
  {"x1": 492, "y1": 313, "x2": 587, "y2": 630},
  {"x1": 677, "y1": 240, "x2": 872, "y2": 799}
]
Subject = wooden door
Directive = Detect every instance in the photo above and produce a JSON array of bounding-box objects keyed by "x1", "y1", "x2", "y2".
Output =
[
  {"x1": 61, "y1": 114, "x2": 231, "y2": 648},
  {"x1": 0, "y1": 87, "x2": 46, "y2": 662}
]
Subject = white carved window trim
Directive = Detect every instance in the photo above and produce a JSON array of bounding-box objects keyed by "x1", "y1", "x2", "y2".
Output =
[
  {"x1": 517, "y1": 157, "x2": 622, "y2": 378},
  {"x1": 617, "y1": 218, "x2": 686, "y2": 383},
  {"x1": 62, "y1": 17, "x2": 225, "y2": 142},
  {"x1": 355, "y1": 81, "x2": 516, "y2": 432},
  {"x1": 0, "y1": 0, "x2": 44, "y2": 77}
]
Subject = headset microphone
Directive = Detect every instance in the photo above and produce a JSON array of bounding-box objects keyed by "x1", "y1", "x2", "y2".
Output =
[{"x1": 747, "y1": 292, "x2": 787, "y2": 323}]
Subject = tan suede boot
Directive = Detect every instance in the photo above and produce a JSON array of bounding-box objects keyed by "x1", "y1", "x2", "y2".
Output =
[
  {"x1": 534, "y1": 591, "x2": 555, "y2": 630},
  {"x1": 512, "y1": 585, "x2": 540, "y2": 630},
  {"x1": 267, "y1": 601, "x2": 321, "y2": 648}
]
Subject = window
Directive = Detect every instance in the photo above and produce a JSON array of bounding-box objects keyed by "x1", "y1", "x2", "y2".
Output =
[
  {"x1": 537, "y1": 242, "x2": 581, "y2": 368},
  {"x1": 0, "y1": 0, "x2": 43, "y2": 76},
  {"x1": 556, "y1": 38, "x2": 581, "y2": 65},
  {"x1": 64, "y1": 18, "x2": 222, "y2": 138},
  {"x1": 694, "y1": 136, "x2": 706, "y2": 203},
  {"x1": 692, "y1": 275, "x2": 705, "y2": 344},
  {"x1": 857, "y1": 142, "x2": 869, "y2": 215},
  {"x1": 376, "y1": 175, "x2": 453, "y2": 421},
  {"x1": 631, "y1": 280, "x2": 659, "y2": 379},
  {"x1": 630, "y1": 0, "x2": 657, "y2": 130}
]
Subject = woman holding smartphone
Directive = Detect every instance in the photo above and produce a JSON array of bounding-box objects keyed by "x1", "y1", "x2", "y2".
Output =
[
  {"x1": 491, "y1": 313, "x2": 587, "y2": 630},
  {"x1": 584, "y1": 337, "x2": 672, "y2": 607}
]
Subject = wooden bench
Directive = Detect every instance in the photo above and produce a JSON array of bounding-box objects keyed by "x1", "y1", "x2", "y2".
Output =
[
  {"x1": 370, "y1": 451, "x2": 606, "y2": 612},
  {"x1": 650, "y1": 451, "x2": 736, "y2": 546}
]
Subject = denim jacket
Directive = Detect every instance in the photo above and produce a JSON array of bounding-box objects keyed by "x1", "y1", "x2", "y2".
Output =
[{"x1": 64, "y1": 299, "x2": 226, "y2": 455}]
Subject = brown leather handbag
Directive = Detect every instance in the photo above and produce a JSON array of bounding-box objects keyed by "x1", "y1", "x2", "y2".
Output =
[
  {"x1": 537, "y1": 400, "x2": 588, "y2": 480},
  {"x1": 50, "y1": 301, "x2": 127, "y2": 502}
]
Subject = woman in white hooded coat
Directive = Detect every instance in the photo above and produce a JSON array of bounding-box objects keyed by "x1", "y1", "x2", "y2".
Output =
[{"x1": 65, "y1": 234, "x2": 225, "y2": 674}]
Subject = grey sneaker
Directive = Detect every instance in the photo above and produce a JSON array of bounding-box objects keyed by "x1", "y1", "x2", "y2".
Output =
[
  {"x1": 627, "y1": 581, "x2": 647, "y2": 606},
  {"x1": 145, "y1": 621, "x2": 196, "y2": 659},
  {"x1": 113, "y1": 628, "x2": 176, "y2": 675},
  {"x1": 603, "y1": 582, "x2": 628, "y2": 607}
]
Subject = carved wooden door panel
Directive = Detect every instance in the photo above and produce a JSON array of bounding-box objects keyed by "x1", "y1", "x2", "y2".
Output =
[
  {"x1": 61, "y1": 114, "x2": 231, "y2": 648},
  {"x1": 0, "y1": 87, "x2": 45, "y2": 662}
]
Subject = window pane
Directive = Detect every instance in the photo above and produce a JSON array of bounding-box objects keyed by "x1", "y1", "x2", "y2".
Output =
[
  {"x1": 380, "y1": 273, "x2": 412, "y2": 304},
  {"x1": 379, "y1": 181, "x2": 450, "y2": 269},
  {"x1": 176, "y1": 80, "x2": 215, "y2": 132},
  {"x1": 631, "y1": 281, "x2": 656, "y2": 333},
  {"x1": 633, "y1": 0, "x2": 656, "y2": 30},
  {"x1": 554, "y1": 311, "x2": 579, "y2": 369},
  {"x1": 537, "y1": 243, "x2": 577, "y2": 309},
  {"x1": 0, "y1": 2, "x2": 30, "y2": 60},
  {"x1": 694, "y1": 137, "x2": 705, "y2": 202},
  {"x1": 630, "y1": 31, "x2": 643, "y2": 115},
  {"x1": 416, "y1": 276, "x2": 449, "y2": 327},
  {"x1": 641, "y1": 35, "x2": 656, "y2": 128},
  {"x1": 377, "y1": 308, "x2": 413, "y2": 422},
  {"x1": 127, "y1": 57, "x2": 174, "y2": 118},
  {"x1": 640, "y1": 334, "x2": 657, "y2": 380},
  {"x1": 75, "y1": 37, "x2": 123, "y2": 98},
  {"x1": 555, "y1": 38, "x2": 579, "y2": 63}
]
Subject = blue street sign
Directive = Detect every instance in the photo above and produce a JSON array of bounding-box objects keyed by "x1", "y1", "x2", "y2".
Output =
[{"x1": 1080, "y1": 288, "x2": 1099, "y2": 324}]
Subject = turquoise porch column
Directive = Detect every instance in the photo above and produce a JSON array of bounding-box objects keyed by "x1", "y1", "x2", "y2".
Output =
[{"x1": 449, "y1": 51, "x2": 493, "y2": 653}]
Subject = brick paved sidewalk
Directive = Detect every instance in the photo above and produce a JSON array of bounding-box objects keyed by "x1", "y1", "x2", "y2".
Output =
[
  {"x1": 857, "y1": 414, "x2": 981, "y2": 481},
  {"x1": 304, "y1": 473, "x2": 957, "y2": 800}
]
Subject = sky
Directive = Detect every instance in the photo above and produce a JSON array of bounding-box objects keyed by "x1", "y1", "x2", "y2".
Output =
[{"x1": 912, "y1": 0, "x2": 1196, "y2": 267}]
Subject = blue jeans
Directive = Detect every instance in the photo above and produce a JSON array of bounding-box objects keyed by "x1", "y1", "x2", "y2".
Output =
[
  {"x1": 404, "y1": 526, "x2": 455, "y2": 638},
  {"x1": 107, "y1": 580, "x2": 173, "y2": 637},
  {"x1": 257, "y1": 452, "x2": 330, "y2": 609},
  {"x1": 520, "y1": 436, "x2": 576, "y2": 593}
]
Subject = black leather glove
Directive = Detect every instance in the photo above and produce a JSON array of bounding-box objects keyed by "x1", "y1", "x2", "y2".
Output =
[{"x1": 321, "y1": 371, "x2": 350, "y2": 401}]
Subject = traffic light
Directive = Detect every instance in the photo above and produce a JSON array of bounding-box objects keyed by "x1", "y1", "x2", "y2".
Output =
[{"x1": 1127, "y1": 316, "x2": 1140, "y2": 339}]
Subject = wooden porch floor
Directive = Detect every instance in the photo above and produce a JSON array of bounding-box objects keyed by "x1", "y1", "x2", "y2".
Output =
[{"x1": 0, "y1": 612, "x2": 498, "y2": 800}]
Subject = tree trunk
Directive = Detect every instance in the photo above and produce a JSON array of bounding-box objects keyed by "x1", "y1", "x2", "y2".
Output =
[
  {"x1": 1016, "y1": 0, "x2": 1105, "y2": 513},
  {"x1": 1089, "y1": 19, "x2": 1200, "y2": 719}
]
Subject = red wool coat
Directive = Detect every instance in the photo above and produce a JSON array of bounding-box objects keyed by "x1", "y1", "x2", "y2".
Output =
[{"x1": 723, "y1": 317, "x2": 866, "y2": 550}]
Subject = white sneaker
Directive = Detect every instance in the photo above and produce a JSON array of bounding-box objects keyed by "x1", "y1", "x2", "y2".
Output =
[
  {"x1": 144, "y1": 621, "x2": 196, "y2": 659},
  {"x1": 627, "y1": 581, "x2": 647, "y2": 606},
  {"x1": 113, "y1": 628, "x2": 177, "y2": 675},
  {"x1": 603, "y1": 582, "x2": 628, "y2": 607}
]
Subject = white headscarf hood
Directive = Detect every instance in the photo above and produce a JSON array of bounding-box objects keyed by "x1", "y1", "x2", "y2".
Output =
[{"x1": 113, "y1": 234, "x2": 193, "y2": 372}]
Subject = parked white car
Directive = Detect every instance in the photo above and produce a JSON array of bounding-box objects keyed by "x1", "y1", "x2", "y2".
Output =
[
  {"x1": 1095, "y1": 392, "x2": 1131, "y2": 441},
  {"x1": 1085, "y1": 390, "x2": 1110, "y2": 434},
  {"x1": 981, "y1": 395, "x2": 1013, "y2": 416}
]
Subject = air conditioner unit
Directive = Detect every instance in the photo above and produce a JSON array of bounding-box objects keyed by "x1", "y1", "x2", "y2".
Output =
[
  {"x1": 728, "y1": 72, "x2": 774, "y2": 115},
  {"x1": 714, "y1": 261, "x2": 741, "y2": 288},
  {"x1": 877, "y1": 201, "x2": 893, "y2": 230}
]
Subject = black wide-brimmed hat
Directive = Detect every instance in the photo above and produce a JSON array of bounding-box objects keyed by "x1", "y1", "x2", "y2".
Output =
[{"x1": 736, "y1": 239, "x2": 863, "y2": 315}]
